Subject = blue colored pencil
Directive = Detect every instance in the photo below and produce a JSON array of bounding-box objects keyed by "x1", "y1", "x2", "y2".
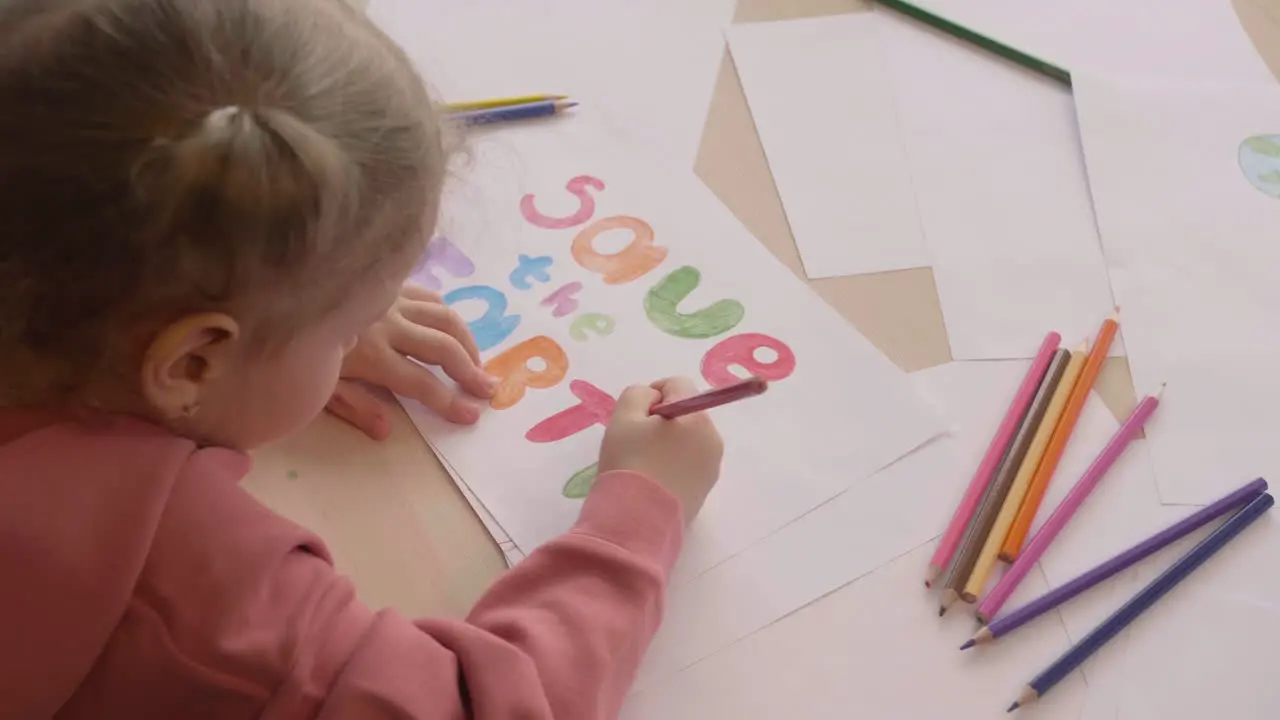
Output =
[
  {"x1": 1007, "y1": 491, "x2": 1274, "y2": 712},
  {"x1": 448, "y1": 99, "x2": 578, "y2": 126}
]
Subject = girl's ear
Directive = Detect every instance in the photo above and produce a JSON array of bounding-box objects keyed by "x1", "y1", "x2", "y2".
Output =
[{"x1": 140, "y1": 313, "x2": 240, "y2": 419}]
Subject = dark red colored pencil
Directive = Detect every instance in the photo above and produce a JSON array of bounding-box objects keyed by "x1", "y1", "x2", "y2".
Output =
[{"x1": 650, "y1": 377, "x2": 768, "y2": 418}]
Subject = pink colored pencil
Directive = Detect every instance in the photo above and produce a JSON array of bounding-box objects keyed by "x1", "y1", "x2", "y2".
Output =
[
  {"x1": 977, "y1": 386, "x2": 1164, "y2": 622},
  {"x1": 650, "y1": 377, "x2": 768, "y2": 418},
  {"x1": 925, "y1": 332, "x2": 1062, "y2": 588}
]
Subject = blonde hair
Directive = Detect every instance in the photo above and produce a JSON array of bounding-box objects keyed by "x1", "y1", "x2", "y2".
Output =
[{"x1": 0, "y1": 0, "x2": 445, "y2": 406}]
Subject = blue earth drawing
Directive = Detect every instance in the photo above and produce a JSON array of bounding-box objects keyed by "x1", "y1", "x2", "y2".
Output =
[{"x1": 1239, "y1": 135, "x2": 1280, "y2": 199}]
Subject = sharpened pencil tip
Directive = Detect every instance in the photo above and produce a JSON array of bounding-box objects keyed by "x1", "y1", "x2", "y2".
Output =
[
  {"x1": 959, "y1": 639, "x2": 975, "y2": 651},
  {"x1": 938, "y1": 606, "x2": 948, "y2": 617},
  {"x1": 1007, "y1": 702, "x2": 1020, "y2": 713}
]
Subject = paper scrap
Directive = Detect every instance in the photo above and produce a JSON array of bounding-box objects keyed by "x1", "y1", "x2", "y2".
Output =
[{"x1": 727, "y1": 16, "x2": 928, "y2": 278}]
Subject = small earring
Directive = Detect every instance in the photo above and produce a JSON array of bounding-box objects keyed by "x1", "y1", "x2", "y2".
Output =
[{"x1": 182, "y1": 402, "x2": 200, "y2": 418}]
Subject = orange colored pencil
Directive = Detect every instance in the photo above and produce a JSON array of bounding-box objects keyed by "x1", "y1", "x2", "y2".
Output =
[{"x1": 1000, "y1": 311, "x2": 1120, "y2": 561}]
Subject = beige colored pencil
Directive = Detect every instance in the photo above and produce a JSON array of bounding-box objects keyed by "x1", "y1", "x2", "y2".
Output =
[
  {"x1": 937, "y1": 349, "x2": 1071, "y2": 615},
  {"x1": 962, "y1": 342, "x2": 1088, "y2": 603}
]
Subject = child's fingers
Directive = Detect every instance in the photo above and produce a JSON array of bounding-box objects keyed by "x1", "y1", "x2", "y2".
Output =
[
  {"x1": 616, "y1": 383, "x2": 663, "y2": 418},
  {"x1": 393, "y1": 325, "x2": 496, "y2": 399},
  {"x1": 650, "y1": 376, "x2": 699, "y2": 403},
  {"x1": 326, "y1": 381, "x2": 391, "y2": 440},
  {"x1": 381, "y1": 355, "x2": 484, "y2": 425},
  {"x1": 400, "y1": 299, "x2": 481, "y2": 364},
  {"x1": 400, "y1": 283, "x2": 445, "y2": 304}
]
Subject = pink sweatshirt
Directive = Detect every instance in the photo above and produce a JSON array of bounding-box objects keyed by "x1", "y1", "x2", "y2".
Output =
[{"x1": 0, "y1": 410, "x2": 683, "y2": 719}]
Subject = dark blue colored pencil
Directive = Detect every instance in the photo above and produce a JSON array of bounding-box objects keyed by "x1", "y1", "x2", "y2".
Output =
[
  {"x1": 1007, "y1": 491, "x2": 1274, "y2": 712},
  {"x1": 449, "y1": 99, "x2": 578, "y2": 126}
]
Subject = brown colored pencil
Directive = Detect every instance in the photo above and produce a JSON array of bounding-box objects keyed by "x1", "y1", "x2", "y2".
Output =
[{"x1": 937, "y1": 349, "x2": 1070, "y2": 615}]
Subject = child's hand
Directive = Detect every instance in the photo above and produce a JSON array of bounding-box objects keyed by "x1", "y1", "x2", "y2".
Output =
[
  {"x1": 327, "y1": 284, "x2": 497, "y2": 439},
  {"x1": 597, "y1": 377, "x2": 724, "y2": 522}
]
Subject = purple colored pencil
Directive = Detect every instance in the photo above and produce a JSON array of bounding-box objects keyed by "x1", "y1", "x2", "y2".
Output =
[
  {"x1": 962, "y1": 477, "x2": 1267, "y2": 649},
  {"x1": 1008, "y1": 491, "x2": 1274, "y2": 712}
]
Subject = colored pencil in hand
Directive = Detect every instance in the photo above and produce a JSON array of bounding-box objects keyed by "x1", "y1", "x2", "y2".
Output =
[
  {"x1": 965, "y1": 478, "x2": 1267, "y2": 649},
  {"x1": 938, "y1": 349, "x2": 1070, "y2": 615},
  {"x1": 976, "y1": 385, "x2": 1163, "y2": 623},
  {"x1": 925, "y1": 331, "x2": 1061, "y2": 588},
  {"x1": 962, "y1": 343, "x2": 1087, "y2": 603},
  {"x1": 1007, "y1": 491, "x2": 1274, "y2": 712},
  {"x1": 446, "y1": 94, "x2": 569, "y2": 112},
  {"x1": 650, "y1": 377, "x2": 768, "y2": 419},
  {"x1": 1002, "y1": 312, "x2": 1120, "y2": 561},
  {"x1": 449, "y1": 99, "x2": 578, "y2": 126}
]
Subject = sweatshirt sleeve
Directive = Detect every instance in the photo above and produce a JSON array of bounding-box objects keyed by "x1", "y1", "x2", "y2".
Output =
[{"x1": 306, "y1": 470, "x2": 684, "y2": 719}]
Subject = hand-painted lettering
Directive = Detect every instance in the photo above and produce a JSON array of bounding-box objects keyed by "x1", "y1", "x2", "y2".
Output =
[
  {"x1": 443, "y1": 285, "x2": 521, "y2": 352},
  {"x1": 409, "y1": 236, "x2": 474, "y2": 291},
  {"x1": 569, "y1": 313, "x2": 616, "y2": 341},
  {"x1": 571, "y1": 216, "x2": 667, "y2": 284},
  {"x1": 644, "y1": 266, "x2": 744, "y2": 339},
  {"x1": 483, "y1": 336, "x2": 569, "y2": 410},
  {"x1": 520, "y1": 175, "x2": 605, "y2": 229},
  {"x1": 526, "y1": 380, "x2": 616, "y2": 443},
  {"x1": 508, "y1": 254, "x2": 554, "y2": 290},
  {"x1": 562, "y1": 462, "x2": 599, "y2": 499},
  {"x1": 701, "y1": 333, "x2": 797, "y2": 387},
  {"x1": 541, "y1": 282, "x2": 583, "y2": 318}
]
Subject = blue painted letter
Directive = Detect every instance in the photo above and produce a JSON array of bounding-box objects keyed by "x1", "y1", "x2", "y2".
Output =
[
  {"x1": 509, "y1": 254, "x2": 554, "y2": 290},
  {"x1": 444, "y1": 285, "x2": 522, "y2": 352}
]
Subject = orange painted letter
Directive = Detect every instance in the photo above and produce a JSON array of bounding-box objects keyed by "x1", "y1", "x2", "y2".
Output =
[
  {"x1": 483, "y1": 336, "x2": 569, "y2": 409},
  {"x1": 571, "y1": 216, "x2": 668, "y2": 285}
]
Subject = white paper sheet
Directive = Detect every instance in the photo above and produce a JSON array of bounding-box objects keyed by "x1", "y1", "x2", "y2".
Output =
[
  {"x1": 726, "y1": 16, "x2": 929, "y2": 278},
  {"x1": 420, "y1": 437, "x2": 525, "y2": 567},
  {"x1": 907, "y1": 0, "x2": 1273, "y2": 83},
  {"x1": 1113, "y1": 515, "x2": 1280, "y2": 720},
  {"x1": 624, "y1": 542, "x2": 1087, "y2": 719},
  {"x1": 632, "y1": 360, "x2": 1033, "y2": 686},
  {"x1": 1074, "y1": 76, "x2": 1280, "y2": 505},
  {"x1": 367, "y1": 0, "x2": 734, "y2": 167},
  {"x1": 400, "y1": 117, "x2": 943, "y2": 593},
  {"x1": 874, "y1": 11, "x2": 1121, "y2": 360}
]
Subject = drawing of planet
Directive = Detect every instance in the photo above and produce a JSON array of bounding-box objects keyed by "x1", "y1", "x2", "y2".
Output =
[{"x1": 1239, "y1": 135, "x2": 1280, "y2": 199}]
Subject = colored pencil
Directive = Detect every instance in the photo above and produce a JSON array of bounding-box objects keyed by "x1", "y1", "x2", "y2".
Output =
[
  {"x1": 450, "y1": 99, "x2": 578, "y2": 126},
  {"x1": 925, "y1": 332, "x2": 1061, "y2": 588},
  {"x1": 964, "y1": 477, "x2": 1268, "y2": 650},
  {"x1": 446, "y1": 94, "x2": 569, "y2": 112},
  {"x1": 938, "y1": 349, "x2": 1070, "y2": 615},
  {"x1": 1002, "y1": 313, "x2": 1120, "y2": 561},
  {"x1": 872, "y1": 0, "x2": 1071, "y2": 86},
  {"x1": 976, "y1": 386, "x2": 1163, "y2": 622},
  {"x1": 650, "y1": 377, "x2": 768, "y2": 419},
  {"x1": 1007, "y1": 491, "x2": 1274, "y2": 712},
  {"x1": 962, "y1": 343, "x2": 1087, "y2": 603}
]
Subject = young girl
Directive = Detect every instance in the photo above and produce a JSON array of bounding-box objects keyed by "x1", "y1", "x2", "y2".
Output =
[{"x1": 0, "y1": 0, "x2": 723, "y2": 717}]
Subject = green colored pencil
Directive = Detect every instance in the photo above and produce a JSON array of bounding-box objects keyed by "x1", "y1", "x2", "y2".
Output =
[{"x1": 874, "y1": 0, "x2": 1072, "y2": 86}]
